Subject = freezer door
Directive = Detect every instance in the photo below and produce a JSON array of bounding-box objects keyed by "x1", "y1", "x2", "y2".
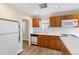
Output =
[
  {"x1": 0, "y1": 33, "x2": 19, "y2": 55},
  {"x1": 0, "y1": 20, "x2": 19, "y2": 34}
]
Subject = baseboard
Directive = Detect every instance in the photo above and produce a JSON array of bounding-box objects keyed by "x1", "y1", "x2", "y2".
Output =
[{"x1": 23, "y1": 40, "x2": 29, "y2": 42}]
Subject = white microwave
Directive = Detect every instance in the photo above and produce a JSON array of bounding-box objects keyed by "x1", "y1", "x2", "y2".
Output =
[{"x1": 62, "y1": 19, "x2": 78, "y2": 27}]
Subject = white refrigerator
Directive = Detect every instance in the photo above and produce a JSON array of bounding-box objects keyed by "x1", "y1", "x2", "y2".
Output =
[{"x1": 0, "y1": 19, "x2": 21, "y2": 55}]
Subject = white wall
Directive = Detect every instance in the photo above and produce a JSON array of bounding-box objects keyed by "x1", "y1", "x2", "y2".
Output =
[{"x1": 0, "y1": 4, "x2": 26, "y2": 20}]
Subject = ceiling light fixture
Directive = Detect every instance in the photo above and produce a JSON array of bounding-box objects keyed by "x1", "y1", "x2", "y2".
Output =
[
  {"x1": 34, "y1": 10, "x2": 38, "y2": 14},
  {"x1": 55, "y1": 6, "x2": 59, "y2": 9},
  {"x1": 39, "y1": 3, "x2": 48, "y2": 9}
]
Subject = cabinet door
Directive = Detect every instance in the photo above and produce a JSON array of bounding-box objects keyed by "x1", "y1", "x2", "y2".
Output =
[
  {"x1": 50, "y1": 17, "x2": 56, "y2": 27},
  {"x1": 38, "y1": 35, "x2": 49, "y2": 48},
  {"x1": 56, "y1": 16, "x2": 62, "y2": 27},
  {"x1": 32, "y1": 18, "x2": 40, "y2": 27},
  {"x1": 68, "y1": 15, "x2": 74, "y2": 19},
  {"x1": 49, "y1": 36, "x2": 56, "y2": 49},
  {"x1": 43, "y1": 36, "x2": 49, "y2": 48},
  {"x1": 55, "y1": 37, "x2": 63, "y2": 51},
  {"x1": 38, "y1": 35, "x2": 44, "y2": 47},
  {"x1": 62, "y1": 15, "x2": 70, "y2": 20}
]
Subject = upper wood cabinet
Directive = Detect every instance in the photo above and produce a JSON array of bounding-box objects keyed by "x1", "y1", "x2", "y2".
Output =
[
  {"x1": 62, "y1": 15, "x2": 75, "y2": 20},
  {"x1": 62, "y1": 14, "x2": 79, "y2": 27},
  {"x1": 50, "y1": 17, "x2": 56, "y2": 27},
  {"x1": 50, "y1": 14, "x2": 79, "y2": 27},
  {"x1": 50, "y1": 16, "x2": 62, "y2": 27},
  {"x1": 32, "y1": 17, "x2": 40, "y2": 27},
  {"x1": 56, "y1": 16, "x2": 62, "y2": 27}
]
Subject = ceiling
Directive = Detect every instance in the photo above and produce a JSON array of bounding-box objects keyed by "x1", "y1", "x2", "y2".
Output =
[{"x1": 9, "y1": 3, "x2": 79, "y2": 17}]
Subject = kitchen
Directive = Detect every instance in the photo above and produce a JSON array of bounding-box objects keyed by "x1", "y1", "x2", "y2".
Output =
[
  {"x1": 13, "y1": 3, "x2": 79, "y2": 55},
  {"x1": 30, "y1": 14, "x2": 79, "y2": 55},
  {"x1": 0, "y1": 3, "x2": 79, "y2": 55}
]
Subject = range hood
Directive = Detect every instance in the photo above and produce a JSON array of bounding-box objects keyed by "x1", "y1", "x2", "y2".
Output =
[{"x1": 62, "y1": 19, "x2": 78, "y2": 27}]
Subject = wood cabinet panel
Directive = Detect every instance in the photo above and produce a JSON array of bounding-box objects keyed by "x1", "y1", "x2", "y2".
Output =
[
  {"x1": 49, "y1": 36, "x2": 56, "y2": 49},
  {"x1": 38, "y1": 35, "x2": 44, "y2": 47},
  {"x1": 38, "y1": 35, "x2": 71, "y2": 55},
  {"x1": 55, "y1": 37, "x2": 63, "y2": 51},
  {"x1": 56, "y1": 16, "x2": 62, "y2": 27},
  {"x1": 74, "y1": 14, "x2": 79, "y2": 26},
  {"x1": 50, "y1": 17, "x2": 56, "y2": 27},
  {"x1": 43, "y1": 36, "x2": 49, "y2": 48},
  {"x1": 62, "y1": 15, "x2": 78, "y2": 20},
  {"x1": 69, "y1": 15, "x2": 74, "y2": 19},
  {"x1": 32, "y1": 17, "x2": 40, "y2": 27},
  {"x1": 38, "y1": 35, "x2": 49, "y2": 48},
  {"x1": 50, "y1": 14, "x2": 79, "y2": 27},
  {"x1": 62, "y1": 45, "x2": 70, "y2": 55},
  {"x1": 50, "y1": 16, "x2": 62, "y2": 27}
]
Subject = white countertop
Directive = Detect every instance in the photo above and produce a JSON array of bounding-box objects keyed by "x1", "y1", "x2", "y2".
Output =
[
  {"x1": 31, "y1": 33, "x2": 79, "y2": 55},
  {"x1": 60, "y1": 36, "x2": 79, "y2": 55},
  {"x1": 31, "y1": 33, "x2": 62, "y2": 36}
]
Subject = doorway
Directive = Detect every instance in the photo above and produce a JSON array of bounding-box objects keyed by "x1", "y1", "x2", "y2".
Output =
[{"x1": 22, "y1": 19, "x2": 29, "y2": 48}]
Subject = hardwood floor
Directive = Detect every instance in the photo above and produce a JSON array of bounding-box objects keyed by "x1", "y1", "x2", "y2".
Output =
[{"x1": 20, "y1": 40, "x2": 62, "y2": 55}]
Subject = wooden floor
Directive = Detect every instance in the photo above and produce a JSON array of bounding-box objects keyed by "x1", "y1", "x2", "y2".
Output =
[{"x1": 20, "y1": 41, "x2": 62, "y2": 55}]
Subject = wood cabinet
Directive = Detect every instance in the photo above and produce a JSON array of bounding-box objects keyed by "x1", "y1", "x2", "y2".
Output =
[
  {"x1": 50, "y1": 17, "x2": 56, "y2": 27},
  {"x1": 32, "y1": 17, "x2": 40, "y2": 27},
  {"x1": 55, "y1": 36, "x2": 63, "y2": 51},
  {"x1": 38, "y1": 35, "x2": 71, "y2": 55},
  {"x1": 62, "y1": 14, "x2": 79, "y2": 27},
  {"x1": 38, "y1": 35, "x2": 49, "y2": 48},
  {"x1": 49, "y1": 36, "x2": 56, "y2": 49},
  {"x1": 50, "y1": 16, "x2": 62, "y2": 27},
  {"x1": 38, "y1": 35, "x2": 62, "y2": 50},
  {"x1": 56, "y1": 16, "x2": 62, "y2": 27},
  {"x1": 50, "y1": 14, "x2": 79, "y2": 27},
  {"x1": 62, "y1": 15, "x2": 75, "y2": 20}
]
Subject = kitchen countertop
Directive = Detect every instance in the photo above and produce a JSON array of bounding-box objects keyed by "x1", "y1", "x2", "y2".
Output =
[
  {"x1": 31, "y1": 33, "x2": 62, "y2": 36},
  {"x1": 31, "y1": 33, "x2": 79, "y2": 55},
  {"x1": 60, "y1": 36, "x2": 79, "y2": 55}
]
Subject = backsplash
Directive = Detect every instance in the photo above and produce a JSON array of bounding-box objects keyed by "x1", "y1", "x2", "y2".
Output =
[{"x1": 32, "y1": 27, "x2": 79, "y2": 36}]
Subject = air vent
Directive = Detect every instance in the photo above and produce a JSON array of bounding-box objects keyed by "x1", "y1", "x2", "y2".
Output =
[{"x1": 39, "y1": 3, "x2": 47, "y2": 9}]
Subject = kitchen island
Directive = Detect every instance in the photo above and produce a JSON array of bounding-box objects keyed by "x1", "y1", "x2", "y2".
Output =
[{"x1": 31, "y1": 33, "x2": 79, "y2": 55}]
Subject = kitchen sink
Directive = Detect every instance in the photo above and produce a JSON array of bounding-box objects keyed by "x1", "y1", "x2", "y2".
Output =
[{"x1": 61, "y1": 34, "x2": 79, "y2": 39}]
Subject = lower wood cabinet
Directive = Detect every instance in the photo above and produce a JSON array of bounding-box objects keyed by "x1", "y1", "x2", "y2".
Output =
[
  {"x1": 38, "y1": 35, "x2": 49, "y2": 48},
  {"x1": 38, "y1": 35, "x2": 71, "y2": 55},
  {"x1": 55, "y1": 36, "x2": 63, "y2": 51},
  {"x1": 49, "y1": 36, "x2": 56, "y2": 49}
]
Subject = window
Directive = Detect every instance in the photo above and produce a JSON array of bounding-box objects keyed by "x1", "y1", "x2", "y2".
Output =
[{"x1": 41, "y1": 23, "x2": 49, "y2": 30}]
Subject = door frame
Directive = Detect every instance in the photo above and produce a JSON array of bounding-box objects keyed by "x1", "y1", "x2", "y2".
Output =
[{"x1": 21, "y1": 17, "x2": 32, "y2": 45}]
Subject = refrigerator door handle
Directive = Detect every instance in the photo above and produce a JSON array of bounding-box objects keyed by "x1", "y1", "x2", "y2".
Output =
[
  {"x1": 18, "y1": 23, "x2": 20, "y2": 43},
  {"x1": 18, "y1": 35, "x2": 20, "y2": 43}
]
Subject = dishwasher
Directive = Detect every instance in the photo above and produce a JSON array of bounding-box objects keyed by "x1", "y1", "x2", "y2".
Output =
[{"x1": 31, "y1": 34, "x2": 38, "y2": 45}]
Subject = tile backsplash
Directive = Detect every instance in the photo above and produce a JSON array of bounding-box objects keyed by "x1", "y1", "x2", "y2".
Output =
[{"x1": 32, "y1": 27, "x2": 79, "y2": 36}]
